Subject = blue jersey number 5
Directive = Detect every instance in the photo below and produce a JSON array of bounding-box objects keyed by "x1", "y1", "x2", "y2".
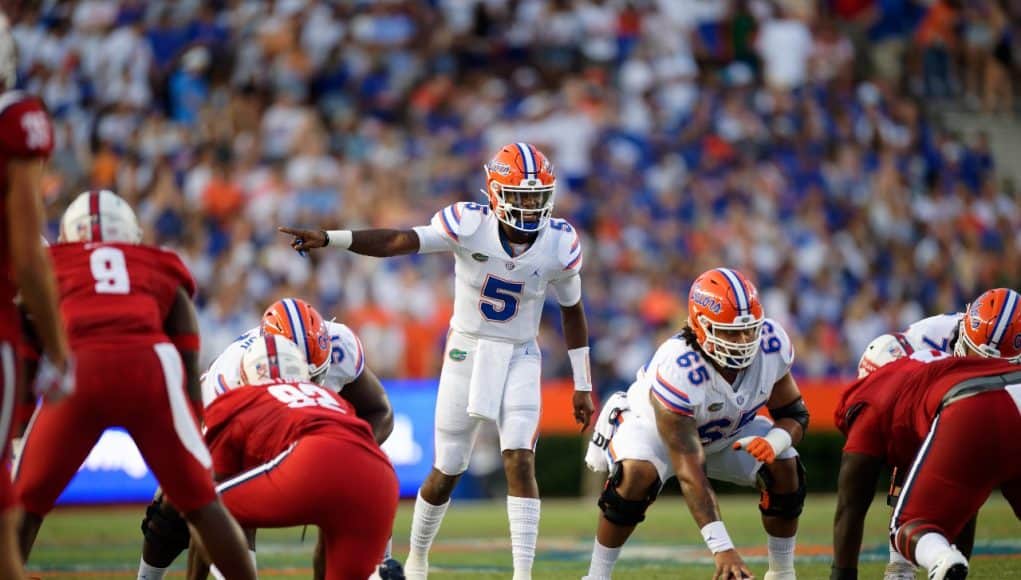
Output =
[{"x1": 480, "y1": 275, "x2": 524, "y2": 322}]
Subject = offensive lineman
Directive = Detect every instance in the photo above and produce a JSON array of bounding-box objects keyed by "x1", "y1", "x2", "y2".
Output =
[
  {"x1": 584, "y1": 268, "x2": 807, "y2": 580},
  {"x1": 137, "y1": 297, "x2": 396, "y2": 579},
  {"x1": 280, "y1": 143, "x2": 595, "y2": 579}
]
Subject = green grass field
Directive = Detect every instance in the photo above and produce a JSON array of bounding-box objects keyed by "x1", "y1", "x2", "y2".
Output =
[{"x1": 28, "y1": 494, "x2": 1021, "y2": 579}]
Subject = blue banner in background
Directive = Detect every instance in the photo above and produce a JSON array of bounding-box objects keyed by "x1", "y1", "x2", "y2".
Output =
[{"x1": 57, "y1": 379, "x2": 439, "y2": 504}]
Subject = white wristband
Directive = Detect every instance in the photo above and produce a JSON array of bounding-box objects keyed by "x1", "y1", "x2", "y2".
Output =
[
  {"x1": 325, "y1": 229, "x2": 352, "y2": 249},
  {"x1": 763, "y1": 427, "x2": 793, "y2": 457},
  {"x1": 567, "y1": 346, "x2": 592, "y2": 392},
  {"x1": 700, "y1": 521, "x2": 735, "y2": 554}
]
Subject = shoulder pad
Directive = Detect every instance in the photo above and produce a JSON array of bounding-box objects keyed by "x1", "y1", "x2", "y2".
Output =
[
  {"x1": 324, "y1": 320, "x2": 365, "y2": 382},
  {"x1": 761, "y1": 318, "x2": 795, "y2": 367},
  {"x1": 551, "y1": 219, "x2": 583, "y2": 272},
  {"x1": 649, "y1": 339, "x2": 709, "y2": 415},
  {"x1": 156, "y1": 246, "x2": 197, "y2": 297},
  {"x1": 452, "y1": 202, "x2": 486, "y2": 238}
]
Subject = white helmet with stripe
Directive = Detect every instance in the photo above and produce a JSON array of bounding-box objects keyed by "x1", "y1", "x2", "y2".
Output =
[
  {"x1": 59, "y1": 190, "x2": 142, "y2": 244},
  {"x1": 0, "y1": 13, "x2": 15, "y2": 91},
  {"x1": 857, "y1": 333, "x2": 915, "y2": 378},
  {"x1": 240, "y1": 334, "x2": 311, "y2": 386}
]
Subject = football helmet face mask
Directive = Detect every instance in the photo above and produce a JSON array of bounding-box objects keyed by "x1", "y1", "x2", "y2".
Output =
[
  {"x1": 261, "y1": 298, "x2": 331, "y2": 384},
  {"x1": 0, "y1": 14, "x2": 15, "y2": 91},
  {"x1": 857, "y1": 333, "x2": 915, "y2": 378},
  {"x1": 240, "y1": 334, "x2": 311, "y2": 386},
  {"x1": 954, "y1": 288, "x2": 1021, "y2": 363},
  {"x1": 59, "y1": 190, "x2": 143, "y2": 244},
  {"x1": 483, "y1": 143, "x2": 556, "y2": 232},
  {"x1": 687, "y1": 268, "x2": 764, "y2": 370}
]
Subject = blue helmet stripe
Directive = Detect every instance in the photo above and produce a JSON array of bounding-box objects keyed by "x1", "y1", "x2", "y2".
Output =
[
  {"x1": 991, "y1": 290, "x2": 1019, "y2": 345},
  {"x1": 516, "y1": 142, "x2": 536, "y2": 177},
  {"x1": 717, "y1": 268, "x2": 748, "y2": 314},
  {"x1": 282, "y1": 299, "x2": 310, "y2": 362}
]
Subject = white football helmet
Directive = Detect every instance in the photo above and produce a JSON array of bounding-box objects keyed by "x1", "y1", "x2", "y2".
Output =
[
  {"x1": 0, "y1": 14, "x2": 15, "y2": 91},
  {"x1": 59, "y1": 190, "x2": 142, "y2": 244},
  {"x1": 240, "y1": 334, "x2": 311, "y2": 386},
  {"x1": 857, "y1": 333, "x2": 916, "y2": 378}
]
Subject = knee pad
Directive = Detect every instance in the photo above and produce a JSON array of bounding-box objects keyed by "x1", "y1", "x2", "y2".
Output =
[
  {"x1": 756, "y1": 457, "x2": 806, "y2": 520},
  {"x1": 141, "y1": 494, "x2": 191, "y2": 555},
  {"x1": 598, "y1": 466, "x2": 660, "y2": 527}
]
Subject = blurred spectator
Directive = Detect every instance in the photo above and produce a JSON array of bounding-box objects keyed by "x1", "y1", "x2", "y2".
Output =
[{"x1": 8, "y1": 0, "x2": 1020, "y2": 395}]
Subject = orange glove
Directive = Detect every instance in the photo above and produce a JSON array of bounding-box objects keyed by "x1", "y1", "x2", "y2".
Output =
[{"x1": 732, "y1": 428, "x2": 792, "y2": 464}]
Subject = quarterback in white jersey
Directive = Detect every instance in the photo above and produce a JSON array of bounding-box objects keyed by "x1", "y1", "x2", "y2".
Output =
[
  {"x1": 280, "y1": 143, "x2": 595, "y2": 580},
  {"x1": 583, "y1": 268, "x2": 808, "y2": 580}
]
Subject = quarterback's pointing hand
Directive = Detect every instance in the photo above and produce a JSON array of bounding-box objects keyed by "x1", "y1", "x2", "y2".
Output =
[{"x1": 278, "y1": 227, "x2": 327, "y2": 254}]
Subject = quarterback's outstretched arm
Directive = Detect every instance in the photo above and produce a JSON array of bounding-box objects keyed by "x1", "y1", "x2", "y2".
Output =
[
  {"x1": 652, "y1": 394, "x2": 752, "y2": 579},
  {"x1": 279, "y1": 227, "x2": 420, "y2": 257},
  {"x1": 831, "y1": 451, "x2": 883, "y2": 579}
]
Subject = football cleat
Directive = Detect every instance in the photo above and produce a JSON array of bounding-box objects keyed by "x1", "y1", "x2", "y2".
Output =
[
  {"x1": 483, "y1": 143, "x2": 556, "y2": 232},
  {"x1": 687, "y1": 268, "x2": 765, "y2": 369},
  {"x1": 927, "y1": 547, "x2": 968, "y2": 580},
  {"x1": 369, "y1": 558, "x2": 406, "y2": 580},
  {"x1": 955, "y1": 288, "x2": 1021, "y2": 363}
]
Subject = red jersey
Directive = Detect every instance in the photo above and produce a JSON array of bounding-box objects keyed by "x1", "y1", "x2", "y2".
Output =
[
  {"x1": 0, "y1": 92, "x2": 54, "y2": 342},
  {"x1": 49, "y1": 242, "x2": 195, "y2": 348},
  {"x1": 835, "y1": 351, "x2": 1021, "y2": 470},
  {"x1": 203, "y1": 381, "x2": 385, "y2": 477}
]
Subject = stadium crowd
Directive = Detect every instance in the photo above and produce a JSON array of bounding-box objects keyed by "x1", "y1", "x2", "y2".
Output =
[{"x1": 8, "y1": 0, "x2": 1021, "y2": 396}]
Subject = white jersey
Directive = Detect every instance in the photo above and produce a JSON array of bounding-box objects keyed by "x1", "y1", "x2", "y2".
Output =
[
  {"x1": 627, "y1": 319, "x2": 795, "y2": 454},
  {"x1": 903, "y1": 313, "x2": 962, "y2": 353},
  {"x1": 414, "y1": 202, "x2": 583, "y2": 344},
  {"x1": 200, "y1": 320, "x2": 365, "y2": 408}
]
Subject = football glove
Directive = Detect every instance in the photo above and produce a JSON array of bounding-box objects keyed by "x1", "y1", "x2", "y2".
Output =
[
  {"x1": 732, "y1": 427, "x2": 792, "y2": 464},
  {"x1": 33, "y1": 354, "x2": 74, "y2": 402}
]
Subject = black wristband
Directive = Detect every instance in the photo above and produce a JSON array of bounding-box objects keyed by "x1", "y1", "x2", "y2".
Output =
[{"x1": 829, "y1": 566, "x2": 858, "y2": 580}]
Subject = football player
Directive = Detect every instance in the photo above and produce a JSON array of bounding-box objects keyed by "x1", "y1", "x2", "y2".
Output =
[
  {"x1": 0, "y1": 15, "x2": 73, "y2": 578},
  {"x1": 280, "y1": 143, "x2": 595, "y2": 580},
  {"x1": 187, "y1": 334, "x2": 398, "y2": 579},
  {"x1": 849, "y1": 288, "x2": 1021, "y2": 579},
  {"x1": 137, "y1": 297, "x2": 397, "y2": 579},
  {"x1": 583, "y1": 268, "x2": 807, "y2": 580},
  {"x1": 12, "y1": 190, "x2": 255, "y2": 578},
  {"x1": 832, "y1": 289, "x2": 1021, "y2": 580}
]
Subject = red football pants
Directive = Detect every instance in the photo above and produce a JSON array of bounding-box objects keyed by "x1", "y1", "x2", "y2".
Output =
[
  {"x1": 892, "y1": 388, "x2": 1021, "y2": 556},
  {"x1": 14, "y1": 343, "x2": 216, "y2": 514},
  {"x1": 0, "y1": 342, "x2": 19, "y2": 512},
  {"x1": 217, "y1": 435, "x2": 398, "y2": 580}
]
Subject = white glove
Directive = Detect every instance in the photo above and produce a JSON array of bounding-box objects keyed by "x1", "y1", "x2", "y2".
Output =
[{"x1": 34, "y1": 354, "x2": 74, "y2": 402}]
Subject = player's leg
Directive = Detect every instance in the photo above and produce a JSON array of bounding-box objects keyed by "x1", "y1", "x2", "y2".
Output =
[
  {"x1": 585, "y1": 417, "x2": 668, "y2": 580},
  {"x1": 890, "y1": 393, "x2": 1018, "y2": 579},
  {"x1": 12, "y1": 349, "x2": 107, "y2": 560},
  {"x1": 129, "y1": 344, "x2": 254, "y2": 579},
  {"x1": 708, "y1": 417, "x2": 803, "y2": 579},
  {"x1": 138, "y1": 488, "x2": 193, "y2": 579},
  {"x1": 0, "y1": 342, "x2": 23, "y2": 579},
  {"x1": 498, "y1": 349, "x2": 542, "y2": 580},
  {"x1": 407, "y1": 332, "x2": 480, "y2": 579}
]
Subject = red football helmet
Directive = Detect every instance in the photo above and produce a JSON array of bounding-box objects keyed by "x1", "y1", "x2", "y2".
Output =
[
  {"x1": 688, "y1": 268, "x2": 764, "y2": 369},
  {"x1": 261, "y1": 298, "x2": 331, "y2": 383},
  {"x1": 482, "y1": 143, "x2": 556, "y2": 232},
  {"x1": 955, "y1": 288, "x2": 1021, "y2": 363}
]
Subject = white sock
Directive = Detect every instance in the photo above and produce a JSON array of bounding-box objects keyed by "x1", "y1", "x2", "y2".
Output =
[
  {"x1": 914, "y1": 532, "x2": 952, "y2": 569},
  {"x1": 137, "y1": 557, "x2": 169, "y2": 580},
  {"x1": 767, "y1": 534, "x2": 796, "y2": 572},
  {"x1": 384, "y1": 535, "x2": 393, "y2": 560},
  {"x1": 585, "y1": 538, "x2": 622, "y2": 579},
  {"x1": 889, "y1": 540, "x2": 912, "y2": 565},
  {"x1": 507, "y1": 496, "x2": 541, "y2": 578},
  {"x1": 408, "y1": 492, "x2": 450, "y2": 562}
]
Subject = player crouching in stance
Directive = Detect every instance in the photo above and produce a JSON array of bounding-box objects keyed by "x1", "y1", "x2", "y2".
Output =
[
  {"x1": 280, "y1": 143, "x2": 595, "y2": 580},
  {"x1": 833, "y1": 288, "x2": 1021, "y2": 580},
  {"x1": 189, "y1": 334, "x2": 398, "y2": 579},
  {"x1": 138, "y1": 297, "x2": 398, "y2": 579},
  {"x1": 13, "y1": 191, "x2": 255, "y2": 578},
  {"x1": 584, "y1": 268, "x2": 807, "y2": 580}
]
